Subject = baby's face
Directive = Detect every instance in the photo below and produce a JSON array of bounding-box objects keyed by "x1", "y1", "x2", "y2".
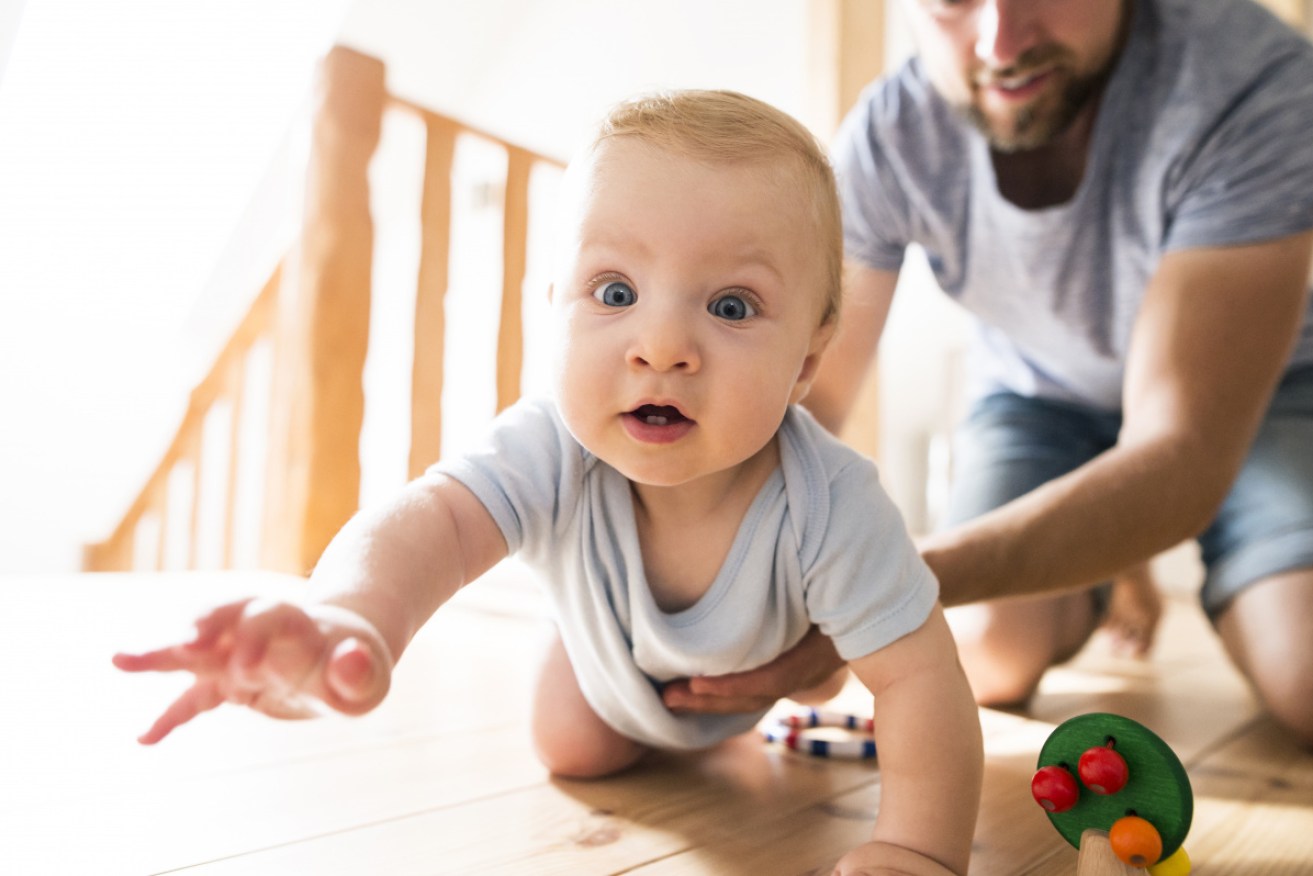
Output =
[{"x1": 549, "y1": 139, "x2": 832, "y2": 489}]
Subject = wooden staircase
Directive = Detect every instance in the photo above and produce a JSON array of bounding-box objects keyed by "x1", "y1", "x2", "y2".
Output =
[{"x1": 82, "y1": 46, "x2": 564, "y2": 576}]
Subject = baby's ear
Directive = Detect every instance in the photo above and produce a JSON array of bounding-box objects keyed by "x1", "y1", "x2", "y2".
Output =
[
  {"x1": 790, "y1": 319, "x2": 838, "y2": 404},
  {"x1": 805, "y1": 318, "x2": 837, "y2": 366},
  {"x1": 813, "y1": 317, "x2": 837, "y2": 352}
]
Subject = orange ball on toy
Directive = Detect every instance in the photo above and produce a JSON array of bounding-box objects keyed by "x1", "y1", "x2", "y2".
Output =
[{"x1": 1110, "y1": 814, "x2": 1163, "y2": 868}]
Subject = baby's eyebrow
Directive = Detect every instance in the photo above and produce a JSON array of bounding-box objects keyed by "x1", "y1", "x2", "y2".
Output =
[{"x1": 722, "y1": 248, "x2": 787, "y2": 288}]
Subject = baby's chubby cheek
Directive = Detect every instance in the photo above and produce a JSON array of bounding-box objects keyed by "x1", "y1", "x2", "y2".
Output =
[{"x1": 547, "y1": 341, "x2": 597, "y2": 446}]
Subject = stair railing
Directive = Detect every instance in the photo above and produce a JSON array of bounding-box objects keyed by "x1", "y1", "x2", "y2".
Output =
[{"x1": 83, "y1": 45, "x2": 563, "y2": 575}]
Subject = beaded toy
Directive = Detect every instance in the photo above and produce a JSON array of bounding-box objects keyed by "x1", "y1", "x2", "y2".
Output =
[{"x1": 761, "y1": 707, "x2": 877, "y2": 759}]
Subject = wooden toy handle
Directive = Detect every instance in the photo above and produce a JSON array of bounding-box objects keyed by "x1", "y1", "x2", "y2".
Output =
[{"x1": 1077, "y1": 829, "x2": 1138, "y2": 876}]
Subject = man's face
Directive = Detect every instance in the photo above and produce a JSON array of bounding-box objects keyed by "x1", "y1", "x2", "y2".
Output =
[{"x1": 906, "y1": 0, "x2": 1129, "y2": 151}]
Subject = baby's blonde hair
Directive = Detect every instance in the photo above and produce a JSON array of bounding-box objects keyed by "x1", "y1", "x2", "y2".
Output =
[{"x1": 589, "y1": 90, "x2": 843, "y2": 326}]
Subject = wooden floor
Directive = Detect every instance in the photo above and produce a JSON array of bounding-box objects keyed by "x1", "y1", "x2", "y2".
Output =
[{"x1": 5, "y1": 564, "x2": 1312, "y2": 875}]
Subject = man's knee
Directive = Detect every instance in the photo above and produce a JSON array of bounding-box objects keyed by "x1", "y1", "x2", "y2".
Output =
[
  {"x1": 947, "y1": 606, "x2": 1055, "y2": 708},
  {"x1": 1215, "y1": 568, "x2": 1313, "y2": 748},
  {"x1": 947, "y1": 594, "x2": 1100, "y2": 708},
  {"x1": 1251, "y1": 665, "x2": 1313, "y2": 749}
]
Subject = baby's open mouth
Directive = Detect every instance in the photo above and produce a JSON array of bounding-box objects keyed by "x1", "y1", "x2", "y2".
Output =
[{"x1": 629, "y1": 404, "x2": 691, "y2": 426}]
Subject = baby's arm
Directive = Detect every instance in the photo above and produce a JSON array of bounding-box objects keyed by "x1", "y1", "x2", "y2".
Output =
[
  {"x1": 310, "y1": 473, "x2": 508, "y2": 662},
  {"x1": 835, "y1": 604, "x2": 983, "y2": 876},
  {"x1": 114, "y1": 474, "x2": 507, "y2": 743}
]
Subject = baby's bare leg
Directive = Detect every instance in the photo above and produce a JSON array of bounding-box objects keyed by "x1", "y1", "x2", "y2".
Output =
[{"x1": 531, "y1": 628, "x2": 649, "y2": 778}]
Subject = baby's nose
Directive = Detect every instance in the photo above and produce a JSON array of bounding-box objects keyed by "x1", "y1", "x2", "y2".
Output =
[{"x1": 627, "y1": 314, "x2": 700, "y2": 372}]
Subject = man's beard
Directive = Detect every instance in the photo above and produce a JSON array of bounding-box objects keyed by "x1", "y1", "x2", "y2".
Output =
[{"x1": 963, "y1": 56, "x2": 1110, "y2": 153}]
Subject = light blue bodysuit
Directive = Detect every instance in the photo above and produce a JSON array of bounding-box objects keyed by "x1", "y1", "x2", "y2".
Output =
[{"x1": 434, "y1": 398, "x2": 937, "y2": 750}]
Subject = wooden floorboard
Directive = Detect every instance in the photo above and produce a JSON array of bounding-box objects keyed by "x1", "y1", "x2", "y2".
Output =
[{"x1": 4, "y1": 566, "x2": 1312, "y2": 875}]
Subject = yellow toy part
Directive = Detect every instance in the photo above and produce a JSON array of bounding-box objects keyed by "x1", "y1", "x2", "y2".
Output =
[{"x1": 1148, "y1": 846, "x2": 1191, "y2": 876}]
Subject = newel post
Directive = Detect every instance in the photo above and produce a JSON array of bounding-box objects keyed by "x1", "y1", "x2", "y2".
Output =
[{"x1": 263, "y1": 46, "x2": 386, "y2": 575}]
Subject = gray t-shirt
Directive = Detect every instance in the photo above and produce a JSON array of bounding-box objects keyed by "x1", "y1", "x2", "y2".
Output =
[
  {"x1": 434, "y1": 397, "x2": 937, "y2": 750},
  {"x1": 835, "y1": 0, "x2": 1313, "y2": 410}
]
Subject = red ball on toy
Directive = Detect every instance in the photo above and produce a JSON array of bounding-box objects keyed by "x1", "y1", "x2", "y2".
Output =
[
  {"x1": 1079, "y1": 742, "x2": 1129, "y2": 795},
  {"x1": 1032, "y1": 764, "x2": 1080, "y2": 813}
]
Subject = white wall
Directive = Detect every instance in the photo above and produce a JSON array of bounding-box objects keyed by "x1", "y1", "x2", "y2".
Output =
[{"x1": 337, "y1": 0, "x2": 815, "y2": 163}]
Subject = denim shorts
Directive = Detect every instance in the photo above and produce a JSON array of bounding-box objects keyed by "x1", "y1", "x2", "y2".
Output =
[{"x1": 944, "y1": 366, "x2": 1313, "y2": 617}]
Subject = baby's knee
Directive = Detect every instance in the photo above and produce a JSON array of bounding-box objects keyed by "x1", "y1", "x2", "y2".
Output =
[
  {"x1": 532, "y1": 723, "x2": 647, "y2": 779},
  {"x1": 530, "y1": 631, "x2": 649, "y2": 777}
]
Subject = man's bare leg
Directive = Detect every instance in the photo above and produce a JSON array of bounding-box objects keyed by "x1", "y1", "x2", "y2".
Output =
[
  {"x1": 1214, "y1": 567, "x2": 1313, "y2": 748},
  {"x1": 946, "y1": 589, "x2": 1101, "y2": 707}
]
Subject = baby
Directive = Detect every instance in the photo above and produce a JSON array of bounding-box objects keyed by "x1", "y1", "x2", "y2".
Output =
[{"x1": 116, "y1": 90, "x2": 983, "y2": 876}]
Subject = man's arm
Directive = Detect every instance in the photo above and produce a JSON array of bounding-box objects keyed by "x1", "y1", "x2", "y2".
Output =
[
  {"x1": 923, "y1": 231, "x2": 1313, "y2": 605},
  {"x1": 804, "y1": 263, "x2": 900, "y2": 432},
  {"x1": 664, "y1": 233, "x2": 1312, "y2": 716}
]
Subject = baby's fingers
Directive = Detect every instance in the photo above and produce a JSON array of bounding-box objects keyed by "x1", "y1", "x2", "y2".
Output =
[
  {"x1": 113, "y1": 644, "x2": 223, "y2": 675},
  {"x1": 137, "y1": 679, "x2": 226, "y2": 745},
  {"x1": 115, "y1": 599, "x2": 256, "y2": 674},
  {"x1": 322, "y1": 637, "x2": 388, "y2": 715},
  {"x1": 189, "y1": 599, "x2": 254, "y2": 649},
  {"x1": 229, "y1": 600, "x2": 323, "y2": 689}
]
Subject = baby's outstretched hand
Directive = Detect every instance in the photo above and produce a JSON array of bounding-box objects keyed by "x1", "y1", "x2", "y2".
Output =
[{"x1": 113, "y1": 599, "x2": 392, "y2": 744}]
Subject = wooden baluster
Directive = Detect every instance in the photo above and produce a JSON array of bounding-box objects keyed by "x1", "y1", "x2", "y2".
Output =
[
  {"x1": 116, "y1": 514, "x2": 135, "y2": 570},
  {"x1": 221, "y1": 350, "x2": 247, "y2": 568},
  {"x1": 81, "y1": 529, "x2": 115, "y2": 572},
  {"x1": 262, "y1": 46, "x2": 386, "y2": 575},
  {"x1": 496, "y1": 147, "x2": 530, "y2": 414},
  {"x1": 185, "y1": 428, "x2": 203, "y2": 570},
  {"x1": 153, "y1": 475, "x2": 169, "y2": 572},
  {"x1": 409, "y1": 117, "x2": 458, "y2": 477}
]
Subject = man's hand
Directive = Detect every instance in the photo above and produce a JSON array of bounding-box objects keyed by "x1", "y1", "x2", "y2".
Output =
[
  {"x1": 113, "y1": 598, "x2": 392, "y2": 744},
  {"x1": 661, "y1": 625, "x2": 845, "y2": 714}
]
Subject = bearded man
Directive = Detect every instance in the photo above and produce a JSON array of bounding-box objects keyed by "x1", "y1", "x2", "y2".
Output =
[{"x1": 662, "y1": 0, "x2": 1313, "y2": 748}]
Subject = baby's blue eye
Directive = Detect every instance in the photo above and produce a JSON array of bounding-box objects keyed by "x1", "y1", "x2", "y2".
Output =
[
  {"x1": 594, "y1": 281, "x2": 636, "y2": 307},
  {"x1": 709, "y1": 294, "x2": 756, "y2": 321}
]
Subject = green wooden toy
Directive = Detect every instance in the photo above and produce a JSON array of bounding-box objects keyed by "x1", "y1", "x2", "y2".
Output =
[{"x1": 1032, "y1": 713, "x2": 1193, "y2": 873}]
